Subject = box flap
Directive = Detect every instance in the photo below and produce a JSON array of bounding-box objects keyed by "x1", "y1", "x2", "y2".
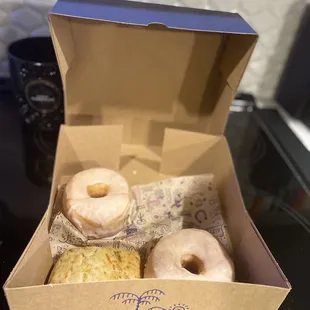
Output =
[
  {"x1": 49, "y1": 0, "x2": 257, "y2": 144},
  {"x1": 51, "y1": 0, "x2": 256, "y2": 34}
]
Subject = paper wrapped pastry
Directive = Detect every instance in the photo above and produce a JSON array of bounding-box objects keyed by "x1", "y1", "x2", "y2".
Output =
[
  {"x1": 48, "y1": 247, "x2": 141, "y2": 284},
  {"x1": 50, "y1": 173, "x2": 231, "y2": 263}
]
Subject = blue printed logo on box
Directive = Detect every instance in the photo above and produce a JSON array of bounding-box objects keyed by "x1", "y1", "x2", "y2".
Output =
[{"x1": 110, "y1": 289, "x2": 190, "y2": 310}]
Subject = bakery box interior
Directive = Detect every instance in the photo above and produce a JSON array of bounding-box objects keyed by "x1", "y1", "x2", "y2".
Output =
[{"x1": 4, "y1": 1, "x2": 291, "y2": 310}]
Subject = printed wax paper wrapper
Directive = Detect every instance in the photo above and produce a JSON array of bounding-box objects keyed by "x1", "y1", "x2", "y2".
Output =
[{"x1": 49, "y1": 174, "x2": 232, "y2": 263}]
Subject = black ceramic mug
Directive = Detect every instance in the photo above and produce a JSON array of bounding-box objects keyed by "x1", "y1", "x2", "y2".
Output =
[{"x1": 8, "y1": 37, "x2": 64, "y2": 186}]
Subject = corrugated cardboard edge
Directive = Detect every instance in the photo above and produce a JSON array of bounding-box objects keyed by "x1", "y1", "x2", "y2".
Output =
[{"x1": 5, "y1": 278, "x2": 290, "y2": 291}]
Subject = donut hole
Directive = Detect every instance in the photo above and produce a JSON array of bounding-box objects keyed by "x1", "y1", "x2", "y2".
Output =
[
  {"x1": 87, "y1": 183, "x2": 110, "y2": 198},
  {"x1": 181, "y1": 254, "x2": 205, "y2": 275}
]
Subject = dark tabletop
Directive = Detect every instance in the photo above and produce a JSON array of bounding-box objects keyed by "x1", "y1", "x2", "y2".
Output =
[
  {"x1": 253, "y1": 108, "x2": 310, "y2": 196},
  {"x1": 252, "y1": 107, "x2": 310, "y2": 310}
]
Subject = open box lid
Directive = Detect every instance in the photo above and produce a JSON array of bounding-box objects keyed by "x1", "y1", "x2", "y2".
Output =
[{"x1": 49, "y1": 0, "x2": 257, "y2": 145}]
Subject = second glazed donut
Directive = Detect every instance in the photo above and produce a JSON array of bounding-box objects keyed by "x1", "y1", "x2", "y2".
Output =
[
  {"x1": 144, "y1": 228, "x2": 234, "y2": 282},
  {"x1": 64, "y1": 168, "x2": 130, "y2": 239}
]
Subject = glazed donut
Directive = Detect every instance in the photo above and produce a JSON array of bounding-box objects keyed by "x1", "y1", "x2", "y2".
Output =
[
  {"x1": 64, "y1": 168, "x2": 130, "y2": 239},
  {"x1": 144, "y1": 229, "x2": 234, "y2": 282}
]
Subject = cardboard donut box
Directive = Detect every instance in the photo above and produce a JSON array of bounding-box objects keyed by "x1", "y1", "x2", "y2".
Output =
[{"x1": 4, "y1": 0, "x2": 291, "y2": 309}]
